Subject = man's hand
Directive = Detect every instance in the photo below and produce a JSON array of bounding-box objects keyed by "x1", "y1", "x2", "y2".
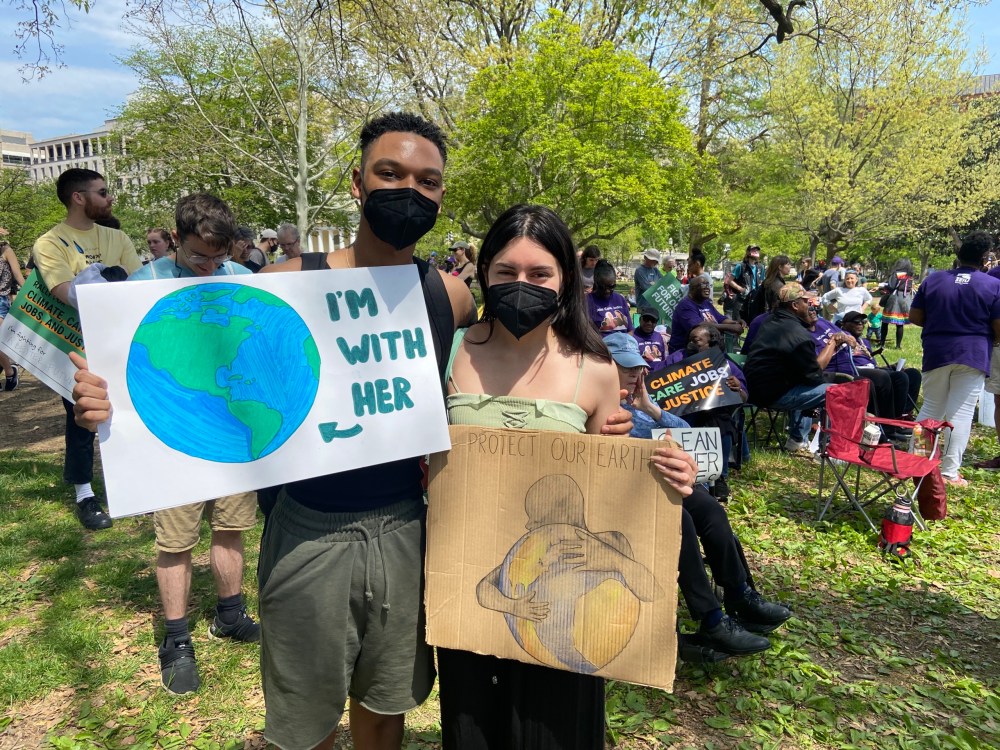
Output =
[
  {"x1": 601, "y1": 389, "x2": 634, "y2": 435},
  {"x1": 69, "y1": 352, "x2": 112, "y2": 432}
]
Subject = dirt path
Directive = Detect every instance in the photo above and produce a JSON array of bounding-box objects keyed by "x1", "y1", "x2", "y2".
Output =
[{"x1": 1, "y1": 370, "x2": 71, "y2": 455}]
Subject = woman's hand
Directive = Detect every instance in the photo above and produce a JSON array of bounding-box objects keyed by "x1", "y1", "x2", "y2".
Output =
[
  {"x1": 601, "y1": 389, "x2": 635, "y2": 435},
  {"x1": 650, "y1": 441, "x2": 698, "y2": 497},
  {"x1": 69, "y1": 352, "x2": 112, "y2": 432}
]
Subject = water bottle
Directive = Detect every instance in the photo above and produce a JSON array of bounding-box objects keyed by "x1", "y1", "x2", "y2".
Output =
[{"x1": 912, "y1": 425, "x2": 927, "y2": 456}]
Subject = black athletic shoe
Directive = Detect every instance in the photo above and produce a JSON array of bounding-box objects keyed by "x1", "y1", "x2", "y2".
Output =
[
  {"x1": 159, "y1": 636, "x2": 200, "y2": 695},
  {"x1": 76, "y1": 497, "x2": 113, "y2": 530},
  {"x1": 696, "y1": 615, "x2": 771, "y2": 655},
  {"x1": 712, "y1": 476, "x2": 730, "y2": 502},
  {"x1": 725, "y1": 588, "x2": 792, "y2": 634},
  {"x1": 4, "y1": 365, "x2": 18, "y2": 392},
  {"x1": 209, "y1": 607, "x2": 260, "y2": 643}
]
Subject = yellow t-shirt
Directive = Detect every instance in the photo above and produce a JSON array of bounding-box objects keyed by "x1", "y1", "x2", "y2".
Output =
[{"x1": 32, "y1": 222, "x2": 142, "y2": 290}]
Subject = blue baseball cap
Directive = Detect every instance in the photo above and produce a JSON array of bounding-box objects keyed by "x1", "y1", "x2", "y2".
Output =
[{"x1": 604, "y1": 332, "x2": 648, "y2": 369}]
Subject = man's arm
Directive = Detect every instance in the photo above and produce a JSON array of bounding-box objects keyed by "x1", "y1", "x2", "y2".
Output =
[{"x1": 909, "y1": 308, "x2": 925, "y2": 326}]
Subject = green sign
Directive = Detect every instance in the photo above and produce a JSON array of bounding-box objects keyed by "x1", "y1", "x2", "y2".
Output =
[
  {"x1": 0, "y1": 271, "x2": 84, "y2": 400},
  {"x1": 641, "y1": 273, "x2": 684, "y2": 326}
]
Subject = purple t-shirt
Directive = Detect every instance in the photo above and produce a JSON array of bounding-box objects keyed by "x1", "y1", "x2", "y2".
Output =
[
  {"x1": 808, "y1": 318, "x2": 855, "y2": 375},
  {"x1": 632, "y1": 329, "x2": 668, "y2": 369},
  {"x1": 668, "y1": 297, "x2": 725, "y2": 353},
  {"x1": 587, "y1": 292, "x2": 633, "y2": 336},
  {"x1": 742, "y1": 311, "x2": 771, "y2": 351},
  {"x1": 911, "y1": 267, "x2": 1000, "y2": 374},
  {"x1": 989, "y1": 266, "x2": 1000, "y2": 281}
]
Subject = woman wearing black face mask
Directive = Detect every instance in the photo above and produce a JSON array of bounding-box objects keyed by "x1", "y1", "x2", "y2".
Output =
[{"x1": 436, "y1": 204, "x2": 698, "y2": 750}]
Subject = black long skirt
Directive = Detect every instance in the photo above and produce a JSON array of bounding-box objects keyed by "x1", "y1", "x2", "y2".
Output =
[{"x1": 437, "y1": 648, "x2": 605, "y2": 750}]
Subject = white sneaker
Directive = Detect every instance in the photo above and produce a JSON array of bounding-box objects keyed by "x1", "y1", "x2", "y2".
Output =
[{"x1": 784, "y1": 437, "x2": 806, "y2": 453}]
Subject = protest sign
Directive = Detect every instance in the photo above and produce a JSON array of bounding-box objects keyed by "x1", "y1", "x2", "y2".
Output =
[
  {"x1": 645, "y1": 348, "x2": 742, "y2": 417},
  {"x1": 76, "y1": 266, "x2": 450, "y2": 517},
  {"x1": 641, "y1": 273, "x2": 684, "y2": 326},
  {"x1": 0, "y1": 271, "x2": 83, "y2": 401},
  {"x1": 426, "y1": 425, "x2": 683, "y2": 692},
  {"x1": 651, "y1": 427, "x2": 723, "y2": 484}
]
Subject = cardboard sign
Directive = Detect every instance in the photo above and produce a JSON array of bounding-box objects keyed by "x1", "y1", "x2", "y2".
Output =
[
  {"x1": 76, "y1": 266, "x2": 450, "y2": 517},
  {"x1": 651, "y1": 427, "x2": 723, "y2": 484},
  {"x1": 0, "y1": 271, "x2": 84, "y2": 401},
  {"x1": 426, "y1": 425, "x2": 682, "y2": 692},
  {"x1": 645, "y1": 348, "x2": 742, "y2": 416},
  {"x1": 641, "y1": 273, "x2": 684, "y2": 326}
]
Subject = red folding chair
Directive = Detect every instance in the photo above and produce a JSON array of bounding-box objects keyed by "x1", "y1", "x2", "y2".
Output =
[{"x1": 817, "y1": 380, "x2": 949, "y2": 534}]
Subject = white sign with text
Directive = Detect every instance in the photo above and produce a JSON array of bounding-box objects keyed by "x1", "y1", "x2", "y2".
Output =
[{"x1": 77, "y1": 266, "x2": 450, "y2": 517}]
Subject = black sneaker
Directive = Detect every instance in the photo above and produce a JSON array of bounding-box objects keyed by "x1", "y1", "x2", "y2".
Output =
[
  {"x1": 75, "y1": 496, "x2": 113, "y2": 530},
  {"x1": 209, "y1": 607, "x2": 260, "y2": 643},
  {"x1": 696, "y1": 615, "x2": 771, "y2": 655},
  {"x1": 712, "y1": 476, "x2": 730, "y2": 502},
  {"x1": 159, "y1": 636, "x2": 200, "y2": 694},
  {"x1": 4, "y1": 366, "x2": 18, "y2": 392},
  {"x1": 725, "y1": 588, "x2": 792, "y2": 634}
]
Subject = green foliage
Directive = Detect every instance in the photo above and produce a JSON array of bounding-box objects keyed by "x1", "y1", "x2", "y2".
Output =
[
  {"x1": 446, "y1": 15, "x2": 701, "y2": 245},
  {"x1": 0, "y1": 171, "x2": 64, "y2": 257},
  {"x1": 4, "y1": 325, "x2": 1000, "y2": 748},
  {"x1": 763, "y1": 0, "x2": 983, "y2": 259}
]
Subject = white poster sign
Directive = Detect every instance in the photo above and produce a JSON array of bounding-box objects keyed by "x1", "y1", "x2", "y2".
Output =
[
  {"x1": 651, "y1": 427, "x2": 723, "y2": 483},
  {"x1": 76, "y1": 266, "x2": 451, "y2": 517}
]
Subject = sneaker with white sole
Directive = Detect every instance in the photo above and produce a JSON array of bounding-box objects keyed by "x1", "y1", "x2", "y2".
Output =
[{"x1": 208, "y1": 607, "x2": 260, "y2": 643}]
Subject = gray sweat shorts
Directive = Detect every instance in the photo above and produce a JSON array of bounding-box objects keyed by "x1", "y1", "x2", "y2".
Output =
[{"x1": 258, "y1": 490, "x2": 434, "y2": 750}]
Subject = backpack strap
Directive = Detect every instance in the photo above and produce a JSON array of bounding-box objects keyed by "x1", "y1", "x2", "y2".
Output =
[
  {"x1": 299, "y1": 252, "x2": 328, "y2": 271},
  {"x1": 413, "y1": 257, "x2": 456, "y2": 384}
]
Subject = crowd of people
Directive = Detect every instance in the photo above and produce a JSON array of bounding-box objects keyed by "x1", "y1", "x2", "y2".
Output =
[{"x1": 0, "y1": 109, "x2": 998, "y2": 750}]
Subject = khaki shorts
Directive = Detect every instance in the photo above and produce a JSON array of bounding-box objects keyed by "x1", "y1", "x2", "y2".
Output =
[
  {"x1": 987, "y1": 346, "x2": 1000, "y2": 395},
  {"x1": 153, "y1": 492, "x2": 258, "y2": 553}
]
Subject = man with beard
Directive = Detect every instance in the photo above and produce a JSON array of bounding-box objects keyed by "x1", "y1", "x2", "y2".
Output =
[
  {"x1": 744, "y1": 284, "x2": 841, "y2": 456},
  {"x1": 32, "y1": 168, "x2": 141, "y2": 531}
]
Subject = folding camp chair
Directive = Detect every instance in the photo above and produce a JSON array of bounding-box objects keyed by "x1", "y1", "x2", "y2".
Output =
[
  {"x1": 742, "y1": 403, "x2": 786, "y2": 450},
  {"x1": 817, "y1": 379, "x2": 949, "y2": 533}
]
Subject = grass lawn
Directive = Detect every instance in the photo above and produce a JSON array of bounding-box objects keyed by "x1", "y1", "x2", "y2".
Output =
[{"x1": 1, "y1": 323, "x2": 998, "y2": 749}]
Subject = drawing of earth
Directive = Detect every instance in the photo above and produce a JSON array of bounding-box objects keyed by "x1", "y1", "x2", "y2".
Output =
[
  {"x1": 126, "y1": 283, "x2": 320, "y2": 463},
  {"x1": 498, "y1": 523, "x2": 640, "y2": 674}
]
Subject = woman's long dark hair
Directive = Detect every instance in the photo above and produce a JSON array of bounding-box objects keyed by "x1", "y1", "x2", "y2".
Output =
[
  {"x1": 476, "y1": 204, "x2": 610, "y2": 362},
  {"x1": 763, "y1": 254, "x2": 791, "y2": 287}
]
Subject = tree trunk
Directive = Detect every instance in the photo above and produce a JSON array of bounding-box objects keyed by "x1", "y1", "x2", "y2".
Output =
[{"x1": 295, "y1": 42, "x2": 311, "y2": 245}]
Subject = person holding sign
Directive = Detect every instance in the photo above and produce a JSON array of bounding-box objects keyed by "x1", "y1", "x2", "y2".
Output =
[
  {"x1": 438, "y1": 204, "x2": 697, "y2": 750},
  {"x1": 668, "y1": 275, "x2": 744, "y2": 354},
  {"x1": 33, "y1": 168, "x2": 142, "y2": 531},
  {"x1": 606, "y1": 330, "x2": 789, "y2": 657},
  {"x1": 72, "y1": 114, "x2": 637, "y2": 750},
  {"x1": 0, "y1": 241, "x2": 26, "y2": 391},
  {"x1": 663, "y1": 324, "x2": 748, "y2": 500}
]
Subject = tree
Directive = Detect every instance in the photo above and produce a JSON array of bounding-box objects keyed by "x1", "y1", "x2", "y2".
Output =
[
  {"x1": 445, "y1": 16, "x2": 700, "y2": 245},
  {"x1": 0, "y1": 170, "x2": 64, "y2": 254},
  {"x1": 113, "y1": 0, "x2": 387, "y2": 237},
  {"x1": 763, "y1": 0, "x2": 986, "y2": 260}
]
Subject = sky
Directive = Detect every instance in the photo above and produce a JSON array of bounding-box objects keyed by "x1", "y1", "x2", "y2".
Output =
[{"x1": 1, "y1": 0, "x2": 999, "y2": 141}]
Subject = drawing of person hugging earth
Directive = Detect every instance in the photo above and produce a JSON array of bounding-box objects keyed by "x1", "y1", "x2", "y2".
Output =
[{"x1": 477, "y1": 474, "x2": 663, "y2": 674}]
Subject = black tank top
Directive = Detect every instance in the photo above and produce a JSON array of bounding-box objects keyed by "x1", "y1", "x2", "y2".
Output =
[{"x1": 286, "y1": 253, "x2": 458, "y2": 512}]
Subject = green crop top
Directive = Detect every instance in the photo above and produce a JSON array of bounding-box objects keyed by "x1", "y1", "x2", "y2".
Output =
[{"x1": 444, "y1": 328, "x2": 588, "y2": 433}]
